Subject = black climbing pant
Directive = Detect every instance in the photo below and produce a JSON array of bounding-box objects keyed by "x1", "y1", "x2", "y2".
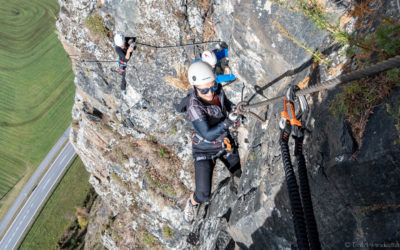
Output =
[
  {"x1": 121, "y1": 70, "x2": 127, "y2": 90},
  {"x1": 193, "y1": 150, "x2": 240, "y2": 204}
]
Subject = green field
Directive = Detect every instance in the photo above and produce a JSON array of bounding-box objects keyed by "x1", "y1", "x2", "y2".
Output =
[
  {"x1": 0, "y1": 0, "x2": 75, "y2": 217},
  {"x1": 20, "y1": 157, "x2": 91, "y2": 249}
]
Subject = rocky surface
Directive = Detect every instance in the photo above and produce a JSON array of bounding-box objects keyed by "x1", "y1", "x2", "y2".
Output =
[{"x1": 57, "y1": 0, "x2": 400, "y2": 249}]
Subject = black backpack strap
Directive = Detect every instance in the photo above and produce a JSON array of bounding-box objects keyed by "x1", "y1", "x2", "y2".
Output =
[{"x1": 176, "y1": 93, "x2": 191, "y2": 113}]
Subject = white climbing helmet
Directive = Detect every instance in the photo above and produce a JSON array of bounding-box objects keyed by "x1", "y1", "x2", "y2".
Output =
[
  {"x1": 201, "y1": 50, "x2": 217, "y2": 68},
  {"x1": 188, "y1": 61, "x2": 216, "y2": 86},
  {"x1": 114, "y1": 33, "x2": 125, "y2": 47}
]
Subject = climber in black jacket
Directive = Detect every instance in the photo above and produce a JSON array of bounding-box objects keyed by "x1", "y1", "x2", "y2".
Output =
[
  {"x1": 183, "y1": 61, "x2": 241, "y2": 224},
  {"x1": 114, "y1": 33, "x2": 135, "y2": 95}
]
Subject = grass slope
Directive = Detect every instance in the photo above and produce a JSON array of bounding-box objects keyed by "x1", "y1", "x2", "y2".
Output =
[
  {"x1": 0, "y1": 0, "x2": 75, "y2": 217},
  {"x1": 19, "y1": 157, "x2": 91, "y2": 250}
]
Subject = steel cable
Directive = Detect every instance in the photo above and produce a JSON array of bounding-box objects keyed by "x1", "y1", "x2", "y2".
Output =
[
  {"x1": 135, "y1": 40, "x2": 221, "y2": 49},
  {"x1": 242, "y1": 55, "x2": 400, "y2": 111},
  {"x1": 67, "y1": 40, "x2": 221, "y2": 63}
]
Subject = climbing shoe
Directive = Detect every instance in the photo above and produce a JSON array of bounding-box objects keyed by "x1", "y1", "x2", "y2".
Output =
[
  {"x1": 121, "y1": 90, "x2": 127, "y2": 95},
  {"x1": 183, "y1": 198, "x2": 198, "y2": 224}
]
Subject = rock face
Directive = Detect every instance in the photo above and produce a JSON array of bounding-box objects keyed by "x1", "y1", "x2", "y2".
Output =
[{"x1": 57, "y1": 0, "x2": 400, "y2": 249}]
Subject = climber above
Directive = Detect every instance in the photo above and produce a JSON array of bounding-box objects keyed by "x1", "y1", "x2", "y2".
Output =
[
  {"x1": 183, "y1": 61, "x2": 242, "y2": 224},
  {"x1": 195, "y1": 49, "x2": 236, "y2": 84},
  {"x1": 114, "y1": 33, "x2": 136, "y2": 95}
]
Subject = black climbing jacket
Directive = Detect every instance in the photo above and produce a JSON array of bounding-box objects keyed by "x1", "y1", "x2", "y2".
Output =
[
  {"x1": 186, "y1": 86, "x2": 235, "y2": 155},
  {"x1": 176, "y1": 93, "x2": 191, "y2": 113},
  {"x1": 115, "y1": 46, "x2": 131, "y2": 63},
  {"x1": 115, "y1": 37, "x2": 135, "y2": 62},
  {"x1": 115, "y1": 46, "x2": 130, "y2": 72}
]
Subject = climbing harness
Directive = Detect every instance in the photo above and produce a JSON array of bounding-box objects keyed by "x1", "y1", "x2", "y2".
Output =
[
  {"x1": 236, "y1": 55, "x2": 400, "y2": 123},
  {"x1": 191, "y1": 133, "x2": 222, "y2": 145},
  {"x1": 118, "y1": 60, "x2": 127, "y2": 72},
  {"x1": 191, "y1": 132, "x2": 235, "y2": 162},
  {"x1": 279, "y1": 86, "x2": 321, "y2": 250}
]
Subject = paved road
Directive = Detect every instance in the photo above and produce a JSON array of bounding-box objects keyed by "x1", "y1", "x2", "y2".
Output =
[
  {"x1": 0, "y1": 141, "x2": 76, "y2": 249},
  {"x1": 0, "y1": 126, "x2": 71, "y2": 237}
]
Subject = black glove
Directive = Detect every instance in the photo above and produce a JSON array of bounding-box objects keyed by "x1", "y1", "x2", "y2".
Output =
[
  {"x1": 223, "y1": 117, "x2": 234, "y2": 128},
  {"x1": 229, "y1": 112, "x2": 244, "y2": 128},
  {"x1": 230, "y1": 104, "x2": 237, "y2": 113},
  {"x1": 228, "y1": 112, "x2": 239, "y2": 122},
  {"x1": 128, "y1": 38, "x2": 136, "y2": 50},
  {"x1": 223, "y1": 112, "x2": 243, "y2": 129}
]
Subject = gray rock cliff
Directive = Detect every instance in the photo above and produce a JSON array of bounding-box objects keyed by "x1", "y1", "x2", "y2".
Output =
[{"x1": 57, "y1": 0, "x2": 400, "y2": 249}]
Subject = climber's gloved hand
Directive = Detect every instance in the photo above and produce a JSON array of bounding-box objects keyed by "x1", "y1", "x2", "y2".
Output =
[
  {"x1": 228, "y1": 112, "x2": 239, "y2": 122},
  {"x1": 227, "y1": 112, "x2": 243, "y2": 129},
  {"x1": 285, "y1": 85, "x2": 300, "y2": 103},
  {"x1": 128, "y1": 38, "x2": 136, "y2": 50},
  {"x1": 223, "y1": 116, "x2": 235, "y2": 128},
  {"x1": 231, "y1": 112, "x2": 245, "y2": 128},
  {"x1": 230, "y1": 104, "x2": 237, "y2": 113}
]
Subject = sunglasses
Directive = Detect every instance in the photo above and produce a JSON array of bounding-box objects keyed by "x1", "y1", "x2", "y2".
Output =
[{"x1": 196, "y1": 83, "x2": 219, "y2": 95}]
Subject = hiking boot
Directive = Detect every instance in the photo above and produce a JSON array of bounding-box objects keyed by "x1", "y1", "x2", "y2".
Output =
[{"x1": 183, "y1": 198, "x2": 198, "y2": 224}]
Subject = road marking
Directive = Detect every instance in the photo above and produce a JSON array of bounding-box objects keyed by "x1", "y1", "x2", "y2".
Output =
[
  {"x1": 45, "y1": 178, "x2": 51, "y2": 187},
  {"x1": 0, "y1": 126, "x2": 71, "y2": 239},
  {"x1": 60, "y1": 154, "x2": 67, "y2": 163},
  {"x1": 0, "y1": 141, "x2": 75, "y2": 249}
]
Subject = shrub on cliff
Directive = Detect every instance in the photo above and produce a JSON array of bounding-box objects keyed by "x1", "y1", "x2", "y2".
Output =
[{"x1": 84, "y1": 14, "x2": 109, "y2": 38}]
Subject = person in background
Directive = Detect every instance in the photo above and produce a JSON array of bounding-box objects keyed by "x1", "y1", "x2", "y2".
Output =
[
  {"x1": 200, "y1": 49, "x2": 236, "y2": 83},
  {"x1": 114, "y1": 33, "x2": 135, "y2": 95}
]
